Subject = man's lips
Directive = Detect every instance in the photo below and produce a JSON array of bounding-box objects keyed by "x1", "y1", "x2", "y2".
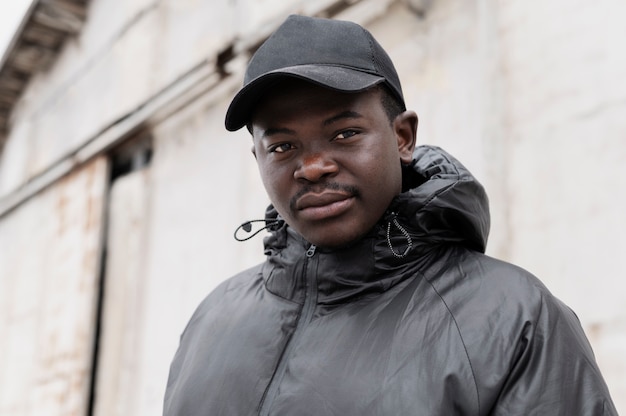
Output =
[
  {"x1": 295, "y1": 191, "x2": 355, "y2": 220},
  {"x1": 296, "y1": 191, "x2": 352, "y2": 210}
]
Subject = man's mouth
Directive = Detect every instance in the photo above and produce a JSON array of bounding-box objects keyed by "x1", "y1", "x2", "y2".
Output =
[{"x1": 295, "y1": 191, "x2": 355, "y2": 221}]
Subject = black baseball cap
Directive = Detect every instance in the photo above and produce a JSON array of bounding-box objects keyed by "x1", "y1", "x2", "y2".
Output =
[{"x1": 225, "y1": 14, "x2": 406, "y2": 131}]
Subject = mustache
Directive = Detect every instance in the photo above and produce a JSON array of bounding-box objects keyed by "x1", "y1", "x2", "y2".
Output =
[{"x1": 289, "y1": 182, "x2": 360, "y2": 211}]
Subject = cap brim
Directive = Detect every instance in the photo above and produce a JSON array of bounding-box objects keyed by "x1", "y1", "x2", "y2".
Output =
[{"x1": 224, "y1": 65, "x2": 385, "y2": 131}]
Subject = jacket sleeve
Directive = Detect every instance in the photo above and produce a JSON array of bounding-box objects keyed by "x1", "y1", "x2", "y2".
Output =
[{"x1": 489, "y1": 292, "x2": 618, "y2": 416}]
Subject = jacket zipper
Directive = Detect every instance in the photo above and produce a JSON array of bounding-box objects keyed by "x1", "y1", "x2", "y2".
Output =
[{"x1": 259, "y1": 244, "x2": 317, "y2": 416}]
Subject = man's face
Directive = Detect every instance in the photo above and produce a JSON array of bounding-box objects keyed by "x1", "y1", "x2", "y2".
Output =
[{"x1": 251, "y1": 80, "x2": 416, "y2": 248}]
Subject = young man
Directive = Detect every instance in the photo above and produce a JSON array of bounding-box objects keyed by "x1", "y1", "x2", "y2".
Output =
[{"x1": 164, "y1": 15, "x2": 617, "y2": 415}]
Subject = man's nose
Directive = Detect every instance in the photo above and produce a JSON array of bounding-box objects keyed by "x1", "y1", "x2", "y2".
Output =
[{"x1": 293, "y1": 152, "x2": 338, "y2": 183}]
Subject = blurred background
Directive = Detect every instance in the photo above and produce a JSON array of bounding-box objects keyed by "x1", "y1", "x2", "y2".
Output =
[{"x1": 0, "y1": 0, "x2": 624, "y2": 414}]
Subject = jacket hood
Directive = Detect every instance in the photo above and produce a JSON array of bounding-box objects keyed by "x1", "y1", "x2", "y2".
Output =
[
  {"x1": 255, "y1": 145, "x2": 491, "y2": 305},
  {"x1": 393, "y1": 145, "x2": 490, "y2": 253}
]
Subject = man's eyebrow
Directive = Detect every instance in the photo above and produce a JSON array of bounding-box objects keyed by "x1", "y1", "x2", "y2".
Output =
[
  {"x1": 323, "y1": 110, "x2": 363, "y2": 126},
  {"x1": 262, "y1": 127, "x2": 296, "y2": 137}
]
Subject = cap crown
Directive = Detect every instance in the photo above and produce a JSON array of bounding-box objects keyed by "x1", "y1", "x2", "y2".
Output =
[{"x1": 245, "y1": 15, "x2": 403, "y2": 101}]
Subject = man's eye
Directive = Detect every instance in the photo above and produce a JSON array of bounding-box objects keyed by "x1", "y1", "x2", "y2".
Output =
[
  {"x1": 269, "y1": 143, "x2": 293, "y2": 153},
  {"x1": 335, "y1": 130, "x2": 359, "y2": 140}
]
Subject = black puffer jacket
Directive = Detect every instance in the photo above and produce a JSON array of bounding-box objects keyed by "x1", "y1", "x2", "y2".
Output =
[{"x1": 164, "y1": 146, "x2": 617, "y2": 415}]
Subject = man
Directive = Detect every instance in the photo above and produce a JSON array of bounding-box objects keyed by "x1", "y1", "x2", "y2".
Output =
[{"x1": 164, "y1": 14, "x2": 617, "y2": 415}]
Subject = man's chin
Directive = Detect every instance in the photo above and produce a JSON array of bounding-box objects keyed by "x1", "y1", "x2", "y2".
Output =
[{"x1": 299, "y1": 225, "x2": 371, "y2": 251}]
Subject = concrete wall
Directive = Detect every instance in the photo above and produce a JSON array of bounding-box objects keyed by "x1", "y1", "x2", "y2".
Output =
[{"x1": 0, "y1": 0, "x2": 624, "y2": 414}]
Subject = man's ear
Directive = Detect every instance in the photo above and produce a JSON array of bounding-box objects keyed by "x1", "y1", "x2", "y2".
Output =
[
  {"x1": 251, "y1": 145, "x2": 257, "y2": 160},
  {"x1": 393, "y1": 110, "x2": 418, "y2": 164}
]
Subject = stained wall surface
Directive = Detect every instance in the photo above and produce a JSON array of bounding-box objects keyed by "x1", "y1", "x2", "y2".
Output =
[{"x1": 0, "y1": 157, "x2": 107, "y2": 415}]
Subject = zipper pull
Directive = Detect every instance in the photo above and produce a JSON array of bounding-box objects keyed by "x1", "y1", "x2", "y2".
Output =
[{"x1": 305, "y1": 244, "x2": 317, "y2": 257}]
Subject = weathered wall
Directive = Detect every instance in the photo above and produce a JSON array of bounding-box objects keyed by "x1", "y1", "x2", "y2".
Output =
[
  {"x1": 92, "y1": 167, "x2": 150, "y2": 416},
  {"x1": 0, "y1": 157, "x2": 107, "y2": 415},
  {"x1": 495, "y1": 0, "x2": 626, "y2": 406},
  {"x1": 0, "y1": 0, "x2": 624, "y2": 414},
  {"x1": 0, "y1": 0, "x2": 242, "y2": 195}
]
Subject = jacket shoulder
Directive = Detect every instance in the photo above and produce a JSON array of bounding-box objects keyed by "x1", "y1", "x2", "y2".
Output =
[
  {"x1": 425, "y1": 248, "x2": 551, "y2": 320},
  {"x1": 427, "y1": 248, "x2": 616, "y2": 414},
  {"x1": 181, "y1": 263, "x2": 265, "y2": 337}
]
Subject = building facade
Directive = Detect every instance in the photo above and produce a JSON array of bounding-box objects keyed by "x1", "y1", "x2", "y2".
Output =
[{"x1": 0, "y1": 0, "x2": 624, "y2": 414}]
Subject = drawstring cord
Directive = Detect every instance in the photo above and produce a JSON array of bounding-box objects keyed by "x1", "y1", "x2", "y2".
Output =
[
  {"x1": 386, "y1": 212, "x2": 413, "y2": 258},
  {"x1": 234, "y1": 213, "x2": 412, "y2": 258},
  {"x1": 234, "y1": 218, "x2": 283, "y2": 241}
]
